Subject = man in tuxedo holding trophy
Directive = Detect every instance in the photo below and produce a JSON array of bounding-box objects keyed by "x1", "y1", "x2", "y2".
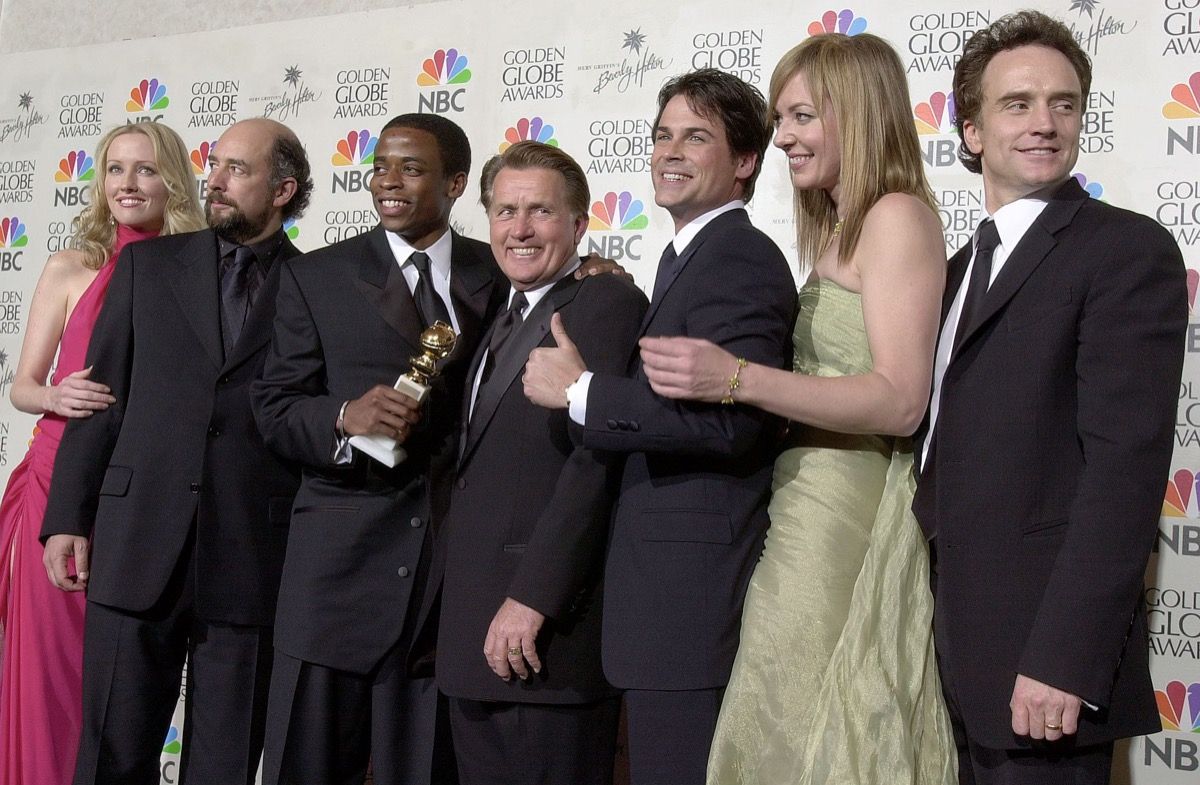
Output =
[{"x1": 252, "y1": 113, "x2": 506, "y2": 785}]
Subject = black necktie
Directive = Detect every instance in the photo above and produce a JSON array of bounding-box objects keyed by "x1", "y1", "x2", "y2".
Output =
[
  {"x1": 952, "y1": 219, "x2": 1001, "y2": 352},
  {"x1": 480, "y1": 291, "x2": 528, "y2": 386},
  {"x1": 409, "y1": 251, "x2": 452, "y2": 329},
  {"x1": 220, "y1": 245, "x2": 256, "y2": 358},
  {"x1": 650, "y1": 242, "x2": 679, "y2": 304}
]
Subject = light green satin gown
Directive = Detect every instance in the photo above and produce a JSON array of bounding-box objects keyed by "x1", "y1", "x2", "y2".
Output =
[{"x1": 706, "y1": 280, "x2": 956, "y2": 785}]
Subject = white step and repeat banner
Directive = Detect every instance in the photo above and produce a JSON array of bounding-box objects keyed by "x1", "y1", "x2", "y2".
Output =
[{"x1": 0, "y1": 0, "x2": 1196, "y2": 782}]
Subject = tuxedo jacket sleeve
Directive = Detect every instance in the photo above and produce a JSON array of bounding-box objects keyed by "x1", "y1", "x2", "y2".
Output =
[
  {"x1": 40, "y1": 243, "x2": 136, "y2": 540},
  {"x1": 583, "y1": 219, "x2": 795, "y2": 456},
  {"x1": 506, "y1": 277, "x2": 648, "y2": 617},
  {"x1": 1016, "y1": 205, "x2": 1185, "y2": 705}
]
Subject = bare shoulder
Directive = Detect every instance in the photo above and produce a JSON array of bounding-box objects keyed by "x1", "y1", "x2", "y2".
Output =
[
  {"x1": 861, "y1": 192, "x2": 941, "y2": 236},
  {"x1": 42, "y1": 248, "x2": 93, "y2": 280}
]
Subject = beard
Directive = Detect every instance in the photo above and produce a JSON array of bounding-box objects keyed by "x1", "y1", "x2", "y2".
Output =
[{"x1": 205, "y1": 193, "x2": 270, "y2": 243}]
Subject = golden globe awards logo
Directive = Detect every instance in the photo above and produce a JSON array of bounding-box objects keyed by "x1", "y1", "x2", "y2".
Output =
[
  {"x1": 586, "y1": 117, "x2": 652, "y2": 175},
  {"x1": 690, "y1": 29, "x2": 763, "y2": 85},
  {"x1": 188, "y1": 79, "x2": 238, "y2": 129},
  {"x1": 1146, "y1": 586, "x2": 1200, "y2": 659},
  {"x1": 334, "y1": 67, "x2": 390, "y2": 119},
  {"x1": 0, "y1": 158, "x2": 36, "y2": 205},
  {"x1": 322, "y1": 208, "x2": 376, "y2": 245},
  {"x1": 58, "y1": 90, "x2": 104, "y2": 139},
  {"x1": 1156, "y1": 180, "x2": 1200, "y2": 247},
  {"x1": 1080, "y1": 88, "x2": 1116, "y2": 154},
  {"x1": 935, "y1": 187, "x2": 983, "y2": 254},
  {"x1": 0, "y1": 291, "x2": 22, "y2": 335},
  {"x1": 905, "y1": 11, "x2": 990, "y2": 73},
  {"x1": 500, "y1": 47, "x2": 565, "y2": 102},
  {"x1": 1164, "y1": 0, "x2": 1200, "y2": 55}
]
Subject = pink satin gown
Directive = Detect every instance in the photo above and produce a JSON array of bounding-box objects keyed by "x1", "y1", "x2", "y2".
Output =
[{"x1": 0, "y1": 224, "x2": 156, "y2": 785}]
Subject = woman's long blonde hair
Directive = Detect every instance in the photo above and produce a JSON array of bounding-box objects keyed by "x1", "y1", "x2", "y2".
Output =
[
  {"x1": 769, "y1": 33, "x2": 936, "y2": 267},
  {"x1": 72, "y1": 122, "x2": 206, "y2": 269}
]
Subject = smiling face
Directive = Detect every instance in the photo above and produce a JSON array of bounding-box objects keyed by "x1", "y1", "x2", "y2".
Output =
[
  {"x1": 104, "y1": 132, "x2": 169, "y2": 232},
  {"x1": 772, "y1": 70, "x2": 842, "y2": 204},
  {"x1": 369, "y1": 126, "x2": 464, "y2": 250},
  {"x1": 963, "y1": 45, "x2": 1082, "y2": 212},
  {"x1": 487, "y1": 166, "x2": 587, "y2": 291},
  {"x1": 651, "y1": 94, "x2": 756, "y2": 232}
]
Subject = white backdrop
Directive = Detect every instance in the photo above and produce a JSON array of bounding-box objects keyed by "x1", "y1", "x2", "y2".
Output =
[{"x1": 0, "y1": 1, "x2": 1197, "y2": 782}]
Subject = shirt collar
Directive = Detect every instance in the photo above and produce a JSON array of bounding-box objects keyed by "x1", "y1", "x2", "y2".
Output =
[
  {"x1": 672, "y1": 200, "x2": 745, "y2": 255},
  {"x1": 217, "y1": 229, "x2": 286, "y2": 270},
  {"x1": 509, "y1": 257, "x2": 582, "y2": 312},
  {"x1": 978, "y1": 196, "x2": 1049, "y2": 254},
  {"x1": 385, "y1": 226, "x2": 454, "y2": 281}
]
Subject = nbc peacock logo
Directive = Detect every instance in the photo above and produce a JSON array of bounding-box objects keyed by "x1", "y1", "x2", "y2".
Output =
[
  {"x1": 1156, "y1": 681, "x2": 1200, "y2": 733},
  {"x1": 55, "y1": 150, "x2": 95, "y2": 183},
  {"x1": 913, "y1": 91, "x2": 956, "y2": 135},
  {"x1": 417, "y1": 49, "x2": 471, "y2": 114},
  {"x1": 125, "y1": 79, "x2": 169, "y2": 113},
  {"x1": 1071, "y1": 173, "x2": 1104, "y2": 200},
  {"x1": 914, "y1": 90, "x2": 958, "y2": 168},
  {"x1": 417, "y1": 49, "x2": 472, "y2": 87},
  {"x1": 1163, "y1": 469, "x2": 1200, "y2": 518},
  {"x1": 586, "y1": 191, "x2": 647, "y2": 262},
  {"x1": 284, "y1": 218, "x2": 299, "y2": 241},
  {"x1": 589, "y1": 191, "x2": 649, "y2": 231},
  {"x1": 1164, "y1": 73, "x2": 1200, "y2": 156},
  {"x1": 499, "y1": 118, "x2": 558, "y2": 153},
  {"x1": 808, "y1": 9, "x2": 868, "y2": 37},
  {"x1": 0, "y1": 217, "x2": 28, "y2": 248},
  {"x1": 162, "y1": 725, "x2": 182, "y2": 755},
  {"x1": 190, "y1": 141, "x2": 216, "y2": 176},
  {"x1": 331, "y1": 130, "x2": 378, "y2": 166}
]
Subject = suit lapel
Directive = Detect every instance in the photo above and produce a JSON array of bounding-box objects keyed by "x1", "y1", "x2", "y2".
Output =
[
  {"x1": 446, "y1": 232, "x2": 498, "y2": 368},
  {"x1": 222, "y1": 237, "x2": 300, "y2": 372},
  {"x1": 952, "y1": 179, "x2": 1087, "y2": 355},
  {"x1": 637, "y1": 209, "x2": 747, "y2": 337},
  {"x1": 167, "y1": 229, "x2": 223, "y2": 370},
  {"x1": 352, "y1": 227, "x2": 423, "y2": 355},
  {"x1": 459, "y1": 275, "x2": 581, "y2": 469}
]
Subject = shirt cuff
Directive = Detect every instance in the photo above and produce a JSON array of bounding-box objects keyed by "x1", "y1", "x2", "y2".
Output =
[
  {"x1": 331, "y1": 400, "x2": 353, "y2": 464},
  {"x1": 567, "y1": 371, "x2": 593, "y2": 425}
]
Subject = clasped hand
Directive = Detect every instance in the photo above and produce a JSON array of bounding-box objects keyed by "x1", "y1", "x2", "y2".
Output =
[{"x1": 640, "y1": 336, "x2": 740, "y2": 403}]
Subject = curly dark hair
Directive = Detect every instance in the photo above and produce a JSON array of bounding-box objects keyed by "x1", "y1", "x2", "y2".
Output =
[
  {"x1": 952, "y1": 9, "x2": 1092, "y2": 174},
  {"x1": 270, "y1": 131, "x2": 313, "y2": 221}
]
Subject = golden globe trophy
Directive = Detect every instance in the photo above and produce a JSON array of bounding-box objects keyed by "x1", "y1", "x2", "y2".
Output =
[{"x1": 349, "y1": 320, "x2": 457, "y2": 467}]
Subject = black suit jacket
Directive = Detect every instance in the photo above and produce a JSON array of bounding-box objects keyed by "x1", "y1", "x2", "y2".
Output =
[
  {"x1": 583, "y1": 208, "x2": 796, "y2": 690},
  {"x1": 916, "y1": 179, "x2": 1186, "y2": 748},
  {"x1": 430, "y1": 273, "x2": 647, "y2": 703},
  {"x1": 251, "y1": 226, "x2": 506, "y2": 675},
  {"x1": 41, "y1": 229, "x2": 301, "y2": 627}
]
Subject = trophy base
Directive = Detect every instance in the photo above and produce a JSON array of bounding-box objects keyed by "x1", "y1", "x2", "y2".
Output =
[{"x1": 347, "y1": 375, "x2": 431, "y2": 468}]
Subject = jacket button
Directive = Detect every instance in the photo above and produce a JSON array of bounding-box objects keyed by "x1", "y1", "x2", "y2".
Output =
[
  {"x1": 207, "y1": 426, "x2": 220, "y2": 437},
  {"x1": 190, "y1": 483, "x2": 200, "y2": 493},
  {"x1": 410, "y1": 517, "x2": 423, "y2": 528},
  {"x1": 629, "y1": 421, "x2": 640, "y2": 432},
  {"x1": 219, "y1": 375, "x2": 231, "y2": 385},
  {"x1": 456, "y1": 478, "x2": 466, "y2": 490},
  {"x1": 617, "y1": 419, "x2": 629, "y2": 430},
  {"x1": 397, "y1": 566, "x2": 410, "y2": 578},
  {"x1": 606, "y1": 419, "x2": 618, "y2": 429}
]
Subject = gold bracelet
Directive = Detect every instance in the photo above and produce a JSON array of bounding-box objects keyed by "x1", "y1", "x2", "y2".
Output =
[{"x1": 721, "y1": 357, "x2": 748, "y2": 405}]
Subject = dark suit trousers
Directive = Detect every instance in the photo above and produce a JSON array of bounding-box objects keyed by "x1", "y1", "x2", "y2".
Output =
[
  {"x1": 623, "y1": 688, "x2": 724, "y2": 785},
  {"x1": 262, "y1": 643, "x2": 456, "y2": 785},
  {"x1": 75, "y1": 534, "x2": 273, "y2": 785},
  {"x1": 447, "y1": 696, "x2": 619, "y2": 785}
]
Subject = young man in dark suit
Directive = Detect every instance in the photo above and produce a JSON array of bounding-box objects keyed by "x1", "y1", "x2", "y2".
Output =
[
  {"x1": 524, "y1": 69, "x2": 796, "y2": 785},
  {"x1": 252, "y1": 113, "x2": 504, "y2": 785},
  {"x1": 912, "y1": 11, "x2": 1187, "y2": 784},
  {"x1": 427, "y1": 140, "x2": 646, "y2": 785},
  {"x1": 41, "y1": 118, "x2": 312, "y2": 785}
]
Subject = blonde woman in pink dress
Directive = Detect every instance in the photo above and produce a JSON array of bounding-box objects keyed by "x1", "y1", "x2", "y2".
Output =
[{"x1": 0, "y1": 122, "x2": 204, "y2": 785}]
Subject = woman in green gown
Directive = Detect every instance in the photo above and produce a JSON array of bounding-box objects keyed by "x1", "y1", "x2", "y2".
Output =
[{"x1": 640, "y1": 33, "x2": 956, "y2": 784}]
